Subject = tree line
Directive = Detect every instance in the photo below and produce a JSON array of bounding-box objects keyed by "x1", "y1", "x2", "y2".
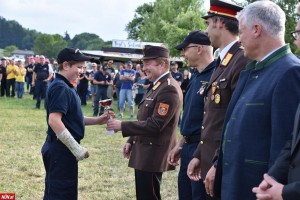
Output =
[
  {"x1": 0, "y1": 17, "x2": 111, "y2": 59},
  {"x1": 126, "y1": 0, "x2": 299, "y2": 56}
]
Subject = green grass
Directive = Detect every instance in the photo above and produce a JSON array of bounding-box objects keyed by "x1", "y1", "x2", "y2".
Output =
[{"x1": 0, "y1": 92, "x2": 179, "y2": 200}]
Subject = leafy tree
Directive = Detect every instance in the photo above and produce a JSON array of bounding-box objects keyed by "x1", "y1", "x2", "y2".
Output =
[
  {"x1": 70, "y1": 33, "x2": 105, "y2": 50},
  {"x1": 129, "y1": 0, "x2": 207, "y2": 56},
  {"x1": 33, "y1": 34, "x2": 67, "y2": 59},
  {"x1": 3, "y1": 45, "x2": 18, "y2": 57},
  {"x1": 125, "y1": 3, "x2": 154, "y2": 40},
  {"x1": 63, "y1": 31, "x2": 72, "y2": 46}
]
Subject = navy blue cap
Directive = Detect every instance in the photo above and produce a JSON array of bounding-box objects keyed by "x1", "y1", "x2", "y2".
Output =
[
  {"x1": 175, "y1": 30, "x2": 211, "y2": 50},
  {"x1": 57, "y1": 48, "x2": 93, "y2": 64},
  {"x1": 126, "y1": 61, "x2": 132, "y2": 65}
]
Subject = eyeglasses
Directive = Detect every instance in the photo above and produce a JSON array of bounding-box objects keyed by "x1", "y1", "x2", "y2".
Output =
[
  {"x1": 182, "y1": 45, "x2": 199, "y2": 52},
  {"x1": 291, "y1": 30, "x2": 300, "y2": 40}
]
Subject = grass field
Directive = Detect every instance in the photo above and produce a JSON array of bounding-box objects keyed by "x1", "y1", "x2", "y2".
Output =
[{"x1": 0, "y1": 92, "x2": 179, "y2": 200}]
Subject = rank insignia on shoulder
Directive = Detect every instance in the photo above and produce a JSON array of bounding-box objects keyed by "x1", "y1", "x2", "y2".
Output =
[
  {"x1": 167, "y1": 78, "x2": 171, "y2": 85},
  {"x1": 221, "y1": 53, "x2": 233, "y2": 67},
  {"x1": 158, "y1": 103, "x2": 169, "y2": 116},
  {"x1": 153, "y1": 82, "x2": 161, "y2": 90}
]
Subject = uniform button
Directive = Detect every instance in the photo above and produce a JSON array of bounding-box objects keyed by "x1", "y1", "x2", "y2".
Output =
[
  {"x1": 203, "y1": 111, "x2": 206, "y2": 115},
  {"x1": 133, "y1": 141, "x2": 136, "y2": 144},
  {"x1": 201, "y1": 126, "x2": 204, "y2": 130},
  {"x1": 200, "y1": 141, "x2": 204, "y2": 144},
  {"x1": 146, "y1": 104, "x2": 148, "y2": 107},
  {"x1": 149, "y1": 142, "x2": 152, "y2": 145}
]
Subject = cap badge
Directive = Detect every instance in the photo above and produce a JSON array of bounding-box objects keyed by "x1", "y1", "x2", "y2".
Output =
[{"x1": 75, "y1": 49, "x2": 82, "y2": 54}]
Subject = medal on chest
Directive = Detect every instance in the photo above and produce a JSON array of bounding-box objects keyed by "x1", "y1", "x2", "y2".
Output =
[
  {"x1": 214, "y1": 94, "x2": 221, "y2": 104},
  {"x1": 211, "y1": 81, "x2": 218, "y2": 100}
]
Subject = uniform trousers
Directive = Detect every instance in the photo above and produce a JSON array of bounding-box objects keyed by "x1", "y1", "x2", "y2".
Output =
[
  {"x1": 42, "y1": 137, "x2": 78, "y2": 200},
  {"x1": 35, "y1": 80, "x2": 47, "y2": 108},
  {"x1": 178, "y1": 142, "x2": 206, "y2": 200},
  {"x1": 134, "y1": 169, "x2": 162, "y2": 200}
]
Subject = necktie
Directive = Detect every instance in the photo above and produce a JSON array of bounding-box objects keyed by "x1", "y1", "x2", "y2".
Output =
[{"x1": 216, "y1": 57, "x2": 221, "y2": 66}]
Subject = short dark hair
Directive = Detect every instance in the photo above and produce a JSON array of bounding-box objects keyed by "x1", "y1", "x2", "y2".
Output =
[{"x1": 213, "y1": 16, "x2": 239, "y2": 35}]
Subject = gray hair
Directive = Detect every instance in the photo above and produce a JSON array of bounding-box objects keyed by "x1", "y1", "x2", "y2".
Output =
[
  {"x1": 237, "y1": 1, "x2": 285, "y2": 39},
  {"x1": 296, "y1": 3, "x2": 300, "y2": 15}
]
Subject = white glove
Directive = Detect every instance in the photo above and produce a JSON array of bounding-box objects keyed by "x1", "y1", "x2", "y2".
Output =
[{"x1": 57, "y1": 129, "x2": 88, "y2": 161}]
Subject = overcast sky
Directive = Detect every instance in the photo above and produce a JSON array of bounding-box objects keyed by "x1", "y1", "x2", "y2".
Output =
[{"x1": 0, "y1": 0, "x2": 212, "y2": 41}]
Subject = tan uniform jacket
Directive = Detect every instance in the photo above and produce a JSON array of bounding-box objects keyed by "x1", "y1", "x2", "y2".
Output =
[
  {"x1": 122, "y1": 73, "x2": 183, "y2": 172},
  {"x1": 193, "y1": 42, "x2": 251, "y2": 178}
]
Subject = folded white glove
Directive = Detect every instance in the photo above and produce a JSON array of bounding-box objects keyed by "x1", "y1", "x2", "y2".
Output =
[{"x1": 57, "y1": 129, "x2": 88, "y2": 161}]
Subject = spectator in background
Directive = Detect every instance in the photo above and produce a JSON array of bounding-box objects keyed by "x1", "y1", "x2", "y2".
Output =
[
  {"x1": 25, "y1": 57, "x2": 35, "y2": 95},
  {"x1": 170, "y1": 61, "x2": 183, "y2": 86},
  {"x1": 134, "y1": 67, "x2": 150, "y2": 105},
  {"x1": 88, "y1": 63, "x2": 98, "y2": 107},
  {"x1": 118, "y1": 61, "x2": 136, "y2": 119},
  {"x1": 47, "y1": 62, "x2": 54, "y2": 86},
  {"x1": 6, "y1": 59, "x2": 18, "y2": 97},
  {"x1": 77, "y1": 65, "x2": 90, "y2": 105},
  {"x1": 105, "y1": 60, "x2": 115, "y2": 105},
  {"x1": 93, "y1": 64, "x2": 112, "y2": 116},
  {"x1": 0, "y1": 57, "x2": 7, "y2": 97},
  {"x1": 181, "y1": 68, "x2": 190, "y2": 109},
  {"x1": 32, "y1": 55, "x2": 51, "y2": 109},
  {"x1": 15, "y1": 61, "x2": 26, "y2": 99},
  {"x1": 113, "y1": 63, "x2": 124, "y2": 112}
]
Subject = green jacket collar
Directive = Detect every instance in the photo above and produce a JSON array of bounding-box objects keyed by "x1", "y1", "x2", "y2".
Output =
[{"x1": 246, "y1": 44, "x2": 291, "y2": 70}]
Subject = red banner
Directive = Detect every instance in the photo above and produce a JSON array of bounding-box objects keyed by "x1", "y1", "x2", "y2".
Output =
[{"x1": 0, "y1": 193, "x2": 15, "y2": 200}]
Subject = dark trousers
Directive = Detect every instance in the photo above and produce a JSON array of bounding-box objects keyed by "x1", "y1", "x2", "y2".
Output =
[
  {"x1": 77, "y1": 85, "x2": 88, "y2": 105},
  {"x1": 1, "y1": 80, "x2": 6, "y2": 96},
  {"x1": 93, "y1": 87, "x2": 108, "y2": 116},
  {"x1": 6, "y1": 78, "x2": 15, "y2": 97},
  {"x1": 35, "y1": 80, "x2": 47, "y2": 108},
  {"x1": 42, "y1": 138, "x2": 78, "y2": 200},
  {"x1": 178, "y1": 142, "x2": 206, "y2": 200},
  {"x1": 134, "y1": 169, "x2": 162, "y2": 200}
]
